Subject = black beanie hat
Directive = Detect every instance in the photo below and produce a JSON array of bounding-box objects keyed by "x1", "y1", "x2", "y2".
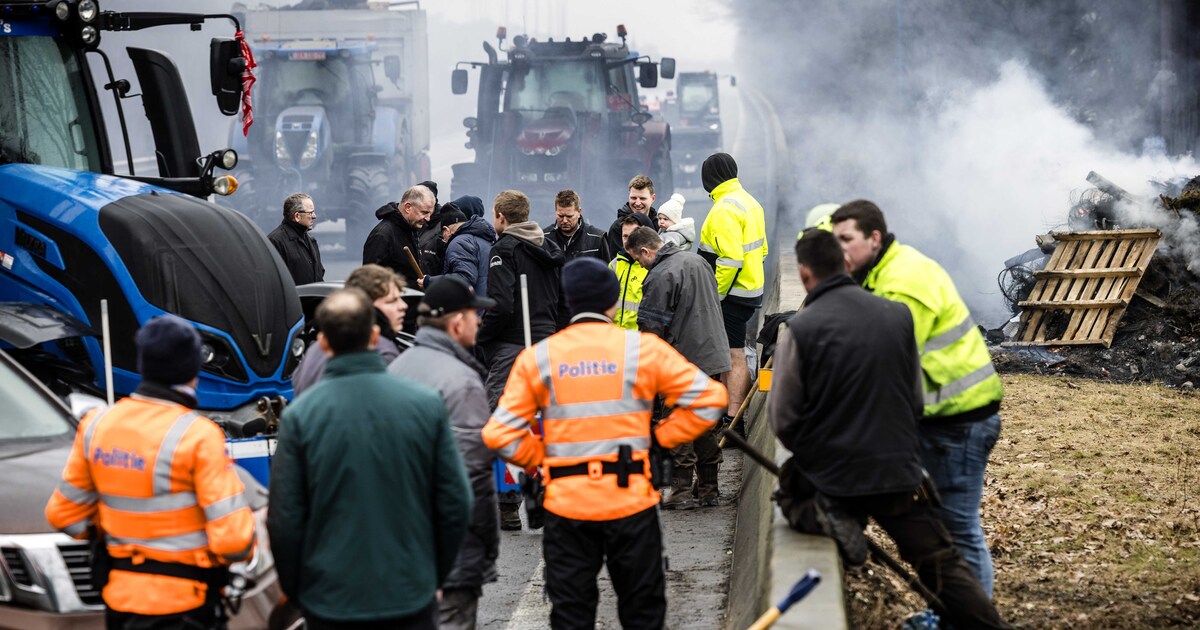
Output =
[
  {"x1": 418, "y1": 180, "x2": 439, "y2": 201},
  {"x1": 561, "y1": 258, "x2": 620, "y2": 317},
  {"x1": 136, "y1": 315, "x2": 203, "y2": 386},
  {"x1": 701, "y1": 152, "x2": 738, "y2": 193}
]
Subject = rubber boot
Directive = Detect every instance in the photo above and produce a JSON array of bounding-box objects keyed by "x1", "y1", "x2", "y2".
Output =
[
  {"x1": 696, "y1": 463, "x2": 720, "y2": 507},
  {"x1": 662, "y1": 466, "x2": 697, "y2": 510}
]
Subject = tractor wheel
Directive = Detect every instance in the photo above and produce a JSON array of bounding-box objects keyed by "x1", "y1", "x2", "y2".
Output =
[
  {"x1": 650, "y1": 147, "x2": 674, "y2": 202},
  {"x1": 228, "y1": 168, "x2": 274, "y2": 232},
  {"x1": 346, "y1": 163, "x2": 391, "y2": 256}
]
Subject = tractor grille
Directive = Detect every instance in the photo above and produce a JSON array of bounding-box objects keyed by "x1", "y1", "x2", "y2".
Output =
[
  {"x1": 58, "y1": 543, "x2": 103, "y2": 605},
  {"x1": 1, "y1": 547, "x2": 32, "y2": 587}
]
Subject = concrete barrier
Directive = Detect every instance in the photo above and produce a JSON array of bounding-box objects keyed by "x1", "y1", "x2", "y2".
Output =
[{"x1": 725, "y1": 239, "x2": 847, "y2": 630}]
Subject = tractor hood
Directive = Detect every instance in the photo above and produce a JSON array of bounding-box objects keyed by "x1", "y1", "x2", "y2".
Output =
[{"x1": 0, "y1": 164, "x2": 302, "y2": 410}]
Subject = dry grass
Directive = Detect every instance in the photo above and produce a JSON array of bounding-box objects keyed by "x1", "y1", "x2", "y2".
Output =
[{"x1": 847, "y1": 373, "x2": 1200, "y2": 628}]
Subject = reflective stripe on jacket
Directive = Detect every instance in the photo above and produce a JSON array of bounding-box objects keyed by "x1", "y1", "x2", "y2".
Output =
[
  {"x1": 864, "y1": 242, "x2": 1004, "y2": 418},
  {"x1": 608, "y1": 253, "x2": 648, "y2": 330},
  {"x1": 45, "y1": 397, "x2": 255, "y2": 615},
  {"x1": 699, "y1": 178, "x2": 768, "y2": 300},
  {"x1": 482, "y1": 321, "x2": 728, "y2": 521}
]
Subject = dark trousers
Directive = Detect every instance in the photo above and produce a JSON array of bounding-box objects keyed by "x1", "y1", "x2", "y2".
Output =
[
  {"x1": 106, "y1": 604, "x2": 221, "y2": 630},
  {"x1": 781, "y1": 471, "x2": 1008, "y2": 630},
  {"x1": 482, "y1": 341, "x2": 524, "y2": 411},
  {"x1": 543, "y1": 506, "x2": 666, "y2": 630},
  {"x1": 305, "y1": 600, "x2": 438, "y2": 630}
]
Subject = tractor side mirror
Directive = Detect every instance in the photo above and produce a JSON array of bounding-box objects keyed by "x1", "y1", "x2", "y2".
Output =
[
  {"x1": 660, "y1": 57, "x2": 676, "y2": 80},
  {"x1": 210, "y1": 37, "x2": 245, "y2": 116},
  {"x1": 384, "y1": 55, "x2": 402, "y2": 83},
  {"x1": 452, "y1": 68, "x2": 469, "y2": 95},
  {"x1": 730, "y1": 75, "x2": 738, "y2": 87},
  {"x1": 638, "y1": 62, "x2": 658, "y2": 89},
  {"x1": 631, "y1": 111, "x2": 652, "y2": 126}
]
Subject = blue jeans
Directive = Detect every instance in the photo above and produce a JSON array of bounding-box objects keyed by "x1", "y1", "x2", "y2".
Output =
[{"x1": 918, "y1": 414, "x2": 1001, "y2": 598}]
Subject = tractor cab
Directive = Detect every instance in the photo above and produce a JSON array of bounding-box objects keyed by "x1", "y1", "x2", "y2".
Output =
[{"x1": 451, "y1": 26, "x2": 676, "y2": 220}]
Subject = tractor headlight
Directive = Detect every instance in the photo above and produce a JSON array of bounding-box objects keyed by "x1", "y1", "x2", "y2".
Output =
[
  {"x1": 274, "y1": 131, "x2": 290, "y2": 162},
  {"x1": 291, "y1": 336, "x2": 305, "y2": 358},
  {"x1": 299, "y1": 131, "x2": 319, "y2": 169},
  {"x1": 708, "y1": 122, "x2": 720, "y2": 131},
  {"x1": 545, "y1": 144, "x2": 563, "y2": 157},
  {"x1": 80, "y1": 26, "x2": 99, "y2": 46},
  {"x1": 519, "y1": 146, "x2": 536, "y2": 156},
  {"x1": 54, "y1": 1, "x2": 71, "y2": 21},
  {"x1": 218, "y1": 148, "x2": 238, "y2": 170},
  {"x1": 212, "y1": 175, "x2": 239, "y2": 196},
  {"x1": 78, "y1": 0, "x2": 99, "y2": 23}
]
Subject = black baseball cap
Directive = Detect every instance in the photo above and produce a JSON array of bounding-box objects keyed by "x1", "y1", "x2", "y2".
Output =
[{"x1": 419, "y1": 275, "x2": 496, "y2": 316}]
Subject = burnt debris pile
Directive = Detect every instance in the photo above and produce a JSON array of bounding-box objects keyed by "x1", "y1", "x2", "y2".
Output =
[{"x1": 994, "y1": 172, "x2": 1200, "y2": 387}]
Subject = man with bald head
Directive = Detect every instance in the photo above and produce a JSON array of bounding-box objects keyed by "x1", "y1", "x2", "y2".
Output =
[
  {"x1": 269, "y1": 288, "x2": 471, "y2": 629},
  {"x1": 364, "y1": 184, "x2": 437, "y2": 332}
]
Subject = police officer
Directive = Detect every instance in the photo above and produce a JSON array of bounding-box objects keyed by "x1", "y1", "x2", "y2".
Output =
[
  {"x1": 697, "y1": 153, "x2": 768, "y2": 426},
  {"x1": 46, "y1": 315, "x2": 256, "y2": 629},
  {"x1": 482, "y1": 258, "x2": 728, "y2": 629}
]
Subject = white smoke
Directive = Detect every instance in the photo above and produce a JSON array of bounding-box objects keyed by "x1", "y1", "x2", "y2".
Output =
[{"x1": 733, "y1": 2, "x2": 1195, "y2": 325}]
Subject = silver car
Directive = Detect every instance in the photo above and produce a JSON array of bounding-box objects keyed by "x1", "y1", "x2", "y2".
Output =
[{"x1": 0, "y1": 350, "x2": 281, "y2": 629}]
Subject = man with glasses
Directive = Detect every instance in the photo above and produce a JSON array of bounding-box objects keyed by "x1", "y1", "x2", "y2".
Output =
[
  {"x1": 543, "y1": 189, "x2": 611, "y2": 263},
  {"x1": 269, "y1": 192, "x2": 325, "y2": 286}
]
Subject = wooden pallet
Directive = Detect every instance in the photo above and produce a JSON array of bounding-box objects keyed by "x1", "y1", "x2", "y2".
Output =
[{"x1": 1006, "y1": 229, "x2": 1161, "y2": 348}]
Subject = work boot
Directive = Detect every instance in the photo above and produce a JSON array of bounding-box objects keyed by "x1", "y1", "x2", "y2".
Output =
[
  {"x1": 696, "y1": 463, "x2": 720, "y2": 507},
  {"x1": 662, "y1": 466, "x2": 697, "y2": 510},
  {"x1": 499, "y1": 502, "x2": 523, "y2": 531}
]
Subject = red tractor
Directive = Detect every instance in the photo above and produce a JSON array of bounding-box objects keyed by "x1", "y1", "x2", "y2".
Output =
[{"x1": 450, "y1": 26, "x2": 675, "y2": 220}]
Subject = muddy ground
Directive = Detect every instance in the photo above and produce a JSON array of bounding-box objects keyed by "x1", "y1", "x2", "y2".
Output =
[{"x1": 846, "y1": 373, "x2": 1200, "y2": 628}]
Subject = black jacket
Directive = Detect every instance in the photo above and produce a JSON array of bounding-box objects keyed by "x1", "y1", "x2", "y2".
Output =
[
  {"x1": 268, "y1": 220, "x2": 325, "y2": 286},
  {"x1": 605, "y1": 203, "x2": 658, "y2": 257},
  {"x1": 768, "y1": 273, "x2": 924, "y2": 498},
  {"x1": 479, "y1": 221, "x2": 566, "y2": 347},
  {"x1": 363, "y1": 202, "x2": 422, "y2": 332},
  {"x1": 544, "y1": 219, "x2": 611, "y2": 263}
]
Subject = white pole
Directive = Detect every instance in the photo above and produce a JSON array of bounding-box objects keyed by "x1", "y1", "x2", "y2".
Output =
[
  {"x1": 520, "y1": 273, "x2": 532, "y2": 349},
  {"x1": 100, "y1": 299, "x2": 114, "y2": 405}
]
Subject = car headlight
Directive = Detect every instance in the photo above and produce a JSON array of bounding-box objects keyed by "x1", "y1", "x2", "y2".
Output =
[
  {"x1": 299, "y1": 131, "x2": 319, "y2": 169},
  {"x1": 274, "y1": 131, "x2": 290, "y2": 162}
]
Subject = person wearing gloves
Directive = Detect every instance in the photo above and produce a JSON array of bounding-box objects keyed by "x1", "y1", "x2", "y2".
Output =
[{"x1": 657, "y1": 193, "x2": 696, "y2": 252}]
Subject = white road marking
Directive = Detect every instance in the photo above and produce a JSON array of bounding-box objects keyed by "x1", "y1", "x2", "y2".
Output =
[{"x1": 504, "y1": 559, "x2": 552, "y2": 630}]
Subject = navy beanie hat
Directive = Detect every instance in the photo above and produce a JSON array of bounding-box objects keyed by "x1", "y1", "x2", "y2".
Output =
[
  {"x1": 136, "y1": 315, "x2": 203, "y2": 385},
  {"x1": 701, "y1": 152, "x2": 738, "y2": 193},
  {"x1": 561, "y1": 258, "x2": 620, "y2": 317}
]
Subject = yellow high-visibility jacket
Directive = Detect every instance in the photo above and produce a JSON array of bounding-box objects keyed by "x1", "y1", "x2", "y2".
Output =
[{"x1": 699, "y1": 178, "x2": 768, "y2": 301}]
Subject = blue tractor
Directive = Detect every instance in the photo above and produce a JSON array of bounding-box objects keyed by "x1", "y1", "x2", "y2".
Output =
[
  {"x1": 0, "y1": 0, "x2": 303, "y2": 434},
  {"x1": 226, "y1": 5, "x2": 430, "y2": 251}
]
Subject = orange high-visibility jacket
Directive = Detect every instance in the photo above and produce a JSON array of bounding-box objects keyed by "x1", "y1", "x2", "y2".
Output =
[
  {"x1": 45, "y1": 396, "x2": 256, "y2": 615},
  {"x1": 482, "y1": 320, "x2": 728, "y2": 521}
]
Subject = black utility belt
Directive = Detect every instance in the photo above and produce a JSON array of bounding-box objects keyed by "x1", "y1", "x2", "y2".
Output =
[
  {"x1": 549, "y1": 460, "x2": 647, "y2": 488},
  {"x1": 110, "y1": 556, "x2": 228, "y2": 588}
]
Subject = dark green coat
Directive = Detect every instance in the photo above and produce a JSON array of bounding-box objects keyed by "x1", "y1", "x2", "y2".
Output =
[{"x1": 268, "y1": 351, "x2": 471, "y2": 621}]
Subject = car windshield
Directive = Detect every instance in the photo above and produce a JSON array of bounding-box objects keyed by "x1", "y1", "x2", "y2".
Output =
[
  {"x1": 0, "y1": 355, "x2": 73, "y2": 456},
  {"x1": 505, "y1": 60, "x2": 607, "y2": 113},
  {"x1": 0, "y1": 33, "x2": 104, "y2": 170}
]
